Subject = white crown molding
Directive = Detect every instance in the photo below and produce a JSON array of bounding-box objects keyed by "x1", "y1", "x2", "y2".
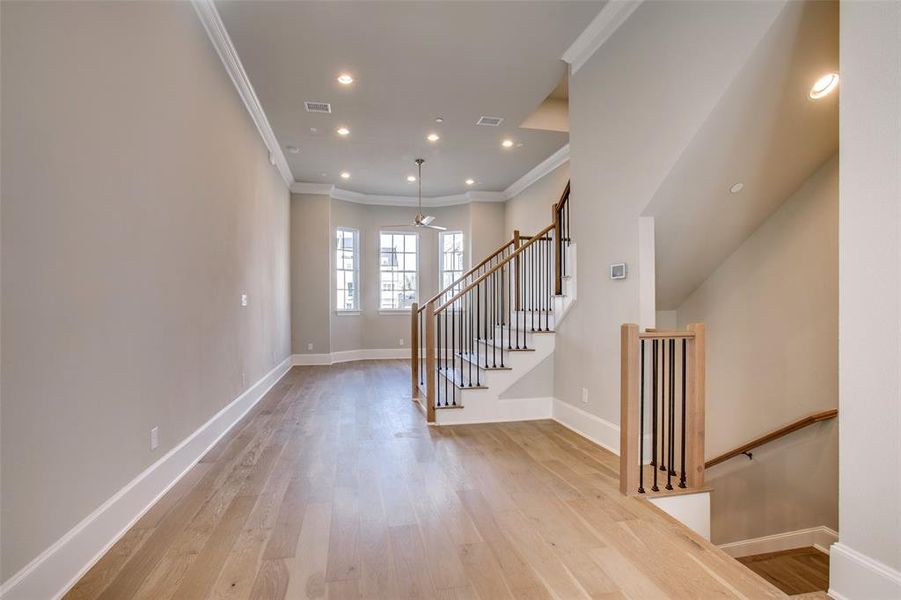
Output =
[
  {"x1": 290, "y1": 144, "x2": 569, "y2": 207},
  {"x1": 289, "y1": 183, "x2": 507, "y2": 208},
  {"x1": 562, "y1": 1, "x2": 643, "y2": 74},
  {"x1": 503, "y1": 144, "x2": 570, "y2": 199},
  {"x1": 190, "y1": 0, "x2": 294, "y2": 188}
]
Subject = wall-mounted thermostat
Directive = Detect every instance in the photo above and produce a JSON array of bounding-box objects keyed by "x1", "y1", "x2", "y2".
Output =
[{"x1": 609, "y1": 263, "x2": 627, "y2": 280}]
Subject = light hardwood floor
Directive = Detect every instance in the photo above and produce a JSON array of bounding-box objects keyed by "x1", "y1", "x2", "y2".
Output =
[{"x1": 66, "y1": 361, "x2": 785, "y2": 599}]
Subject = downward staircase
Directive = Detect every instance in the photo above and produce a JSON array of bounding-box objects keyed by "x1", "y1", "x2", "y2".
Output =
[{"x1": 410, "y1": 183, "x2": 574, "y2": 424}]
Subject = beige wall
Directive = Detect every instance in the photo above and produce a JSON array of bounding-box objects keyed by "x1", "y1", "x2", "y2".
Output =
[
  {"x1": 557, "y1": 1, "x2": 785, "y2": 425},
  {"x1": 677, "y1": 156, "x2": 838, "y2": 544},
  {"x1": 505, "y1": 162, "x2": 570, "y2": 236},
  {"x1": 291, "y1": 194, "x2": 331, "y2": 354},
  {"x1": 290, "y1": 197, "x2": 488, "y2": 355},
  {"x1": 469, "y1": 201, "x2": 507, "y2": 265},
  {"x1": 0, "y1": 1, "x2": 291, "y2": 580}
]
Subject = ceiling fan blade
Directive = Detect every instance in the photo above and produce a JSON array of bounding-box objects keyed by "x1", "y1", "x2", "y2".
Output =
[
  {"x1": 423, "y1": 224, "x2": 446, "y2": 231},
  {"x1": 420, "y1": 215, "x2": 435, "y2": 225}
]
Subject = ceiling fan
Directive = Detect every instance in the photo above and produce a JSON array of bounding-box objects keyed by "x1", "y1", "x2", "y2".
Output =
[{"x1": 388, "y1": 158, "x2": 446, "y2": 231}]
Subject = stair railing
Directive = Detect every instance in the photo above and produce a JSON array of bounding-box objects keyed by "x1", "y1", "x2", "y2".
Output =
[
  {"x1": 412, "y1": 224, "x2": 556, "y2": 422},
  {"x1": 553, "y1": 181, "x2": 571, "y2": 296},
  {"x1": 620, "y1": 323, "x2": 706, "y2": 495},
  {"x1": 705, "y1": 408, "x2": 837, "y2": 469},
  {"x1": 411, "y1": 182, "x2": 570, "y2": 423}
]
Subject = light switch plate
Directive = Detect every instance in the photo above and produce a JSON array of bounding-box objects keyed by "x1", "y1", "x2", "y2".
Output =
[
  {"x1": 150, "y1": 426, "x2": 159, "y2": 451},
  {"x1": 241, "y1": 293, "x2": 249, "y2": 307}
]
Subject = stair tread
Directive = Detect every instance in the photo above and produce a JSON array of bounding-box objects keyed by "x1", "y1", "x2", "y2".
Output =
[
  {"x1": 456, "y1": 352, "x2": 512, "y2": 370},
  {"x1": 472, "y1": 338, "x2": 536, "y2": 351},
  {"x1": 438, "y1": 367, "x2": 489, "y2": 389}
]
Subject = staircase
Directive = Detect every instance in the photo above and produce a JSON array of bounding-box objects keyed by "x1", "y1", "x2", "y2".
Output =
[{"x1": 410, "y1": 183, "x2": 574, "y2": 424}]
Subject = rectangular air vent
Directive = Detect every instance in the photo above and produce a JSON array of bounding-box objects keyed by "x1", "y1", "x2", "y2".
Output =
[
  {"x1": 305, "y1": 101, "x2": 332, "y2": 114},
  {"x1": 477, "y1": 116, "x2": 504, "y2": 127}
]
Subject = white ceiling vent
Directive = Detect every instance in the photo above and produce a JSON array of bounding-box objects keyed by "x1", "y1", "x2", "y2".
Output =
[
  {"x1": 477, "y1": 116, "x2": 504, "y2": 127},
  {"x1": 304, "y1": 101, "x2": 332, "y2": 114}
]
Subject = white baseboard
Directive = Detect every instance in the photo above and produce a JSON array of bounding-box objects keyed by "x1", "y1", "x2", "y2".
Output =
[
  {"x1": 829, "y1": 542, "x2": 901, "y2": 600},
  {"x1": 292, "y1": 348, "x2": 407, "y2": 366},
  {"x1": 0, "y1": 356, "x2": 293, "y2": 600},
  {"x1": 718, "y1": 526, "x2": 838, "y2": 558},
  {"x1": 551, "y1": 398, "x2": 619, "y2": 454}
]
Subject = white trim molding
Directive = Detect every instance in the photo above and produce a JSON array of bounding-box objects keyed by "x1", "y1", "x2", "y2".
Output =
[
  {"x1": 718, "y1": 526, "x2": 838, "y2": 558},
  {"x1": 503, "y1": 144, "x2": 570, "y2": 198},
  {"x1": 562, "y1": 1, "x2": 643, "y2": 74},
  {"x1": 551, "y1": 398, "x2": 620, "y2": 454},
  {"x1": 830, "y1": 542, "x2": 901, "y2": 600},
  {"x1": 290, "y1": 144, "x2": 569, "y2": 207},
  {"x1": 292, "y1": 349, "x2": 408, "y2": 366},
  {"x1": 190, "y1": 0, "x2": 294, "y2": 187},
  {"x1": 289, "y1": 184, "x2": 507, "y2": 208},
  {"x1": 0, "y1": 357, "x2": 293, "y2": 600}
]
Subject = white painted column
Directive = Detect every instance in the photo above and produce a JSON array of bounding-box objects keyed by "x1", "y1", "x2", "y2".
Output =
[{"x1": 831, "y1": 2, "x2": 901, "y2": 599}]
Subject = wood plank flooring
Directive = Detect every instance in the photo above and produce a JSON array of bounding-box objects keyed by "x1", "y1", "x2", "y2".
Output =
[
  {"x1": 737, "y1": 547, "x2": 829, "y2": 596},
  {"x1": 66, "y1": 361, "x2": 785, "y2": 599}
]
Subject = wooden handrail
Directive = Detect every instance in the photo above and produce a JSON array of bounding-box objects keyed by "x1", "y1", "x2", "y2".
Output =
[
  {"x1": 434, "y1": 222, "x2": 555, "y2": 313},
  {"x1": 419, "y1": 238, "x2": 515, "y2": 310},
  {"x1": 705, "y1": 409, "x2": 838, "y2": 469}
]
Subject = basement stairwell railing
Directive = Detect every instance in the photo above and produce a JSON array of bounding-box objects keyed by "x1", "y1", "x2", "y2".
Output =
[
  {"x1": 619, "y1": 323, "x2": 707, "y2": 495},
  {"x1": 410, "y1": 183, "x2": 570, "y2": 422},
  {"x1": 619, "y1": 323, "x2": 837, "y2": 496}
]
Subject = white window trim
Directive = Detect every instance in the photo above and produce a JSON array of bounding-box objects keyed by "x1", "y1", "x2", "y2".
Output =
[
  {"x1": 439, "y1": 230, "x2": 465, "y2": 294},
  {"x1": 335, "y1": 227, "x2": 360, "y2": 313},
  {"x1": 378, "y1": 230, "x2": 419, "y2": 311}
]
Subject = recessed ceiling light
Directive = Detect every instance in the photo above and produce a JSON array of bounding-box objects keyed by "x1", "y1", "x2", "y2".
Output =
[
  {"x1": 407, "y1": 175, "x2": 417, "y2": 182},
  {"x1": 285, "y1": 145, "x2": 300, "y2": 154},
  {"x1": 310, "y1": 127, "x2": 318, "y2": 133},
  {"x1": 730, "y1": 182, "x2": 744, "y2": 194},
  {"x1": 427, "y1": 133, "x2": 440, "y2": 142},
  {"x1": 435, "y1": 117, "x2": 444, "y2": 123},
  {"x1": 337, "y1": 73, "x2": 354, "y2": 85},
  {"x1": 809, "y1": 73, "x2": 839, "y2": 99},
  {"x1": 502, "y1": 139, "x2": 514, "y2": 148},
  {"x1": 465, "y1": 178, "x2": 475, "y2": 186},
  {"x1": 340, "y1": 171, "x2": 350, "y2": 179},
  {"x1": 337, "y1": 127, "x2": 350, "y2": 136}
]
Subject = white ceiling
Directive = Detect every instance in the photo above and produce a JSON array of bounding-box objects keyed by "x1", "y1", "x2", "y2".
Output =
[
  {"x1": 647, "y1": 0, "x2": 839, "y2": 309},
  {"x1": 215, "y1": 1, "x2": 603, "y2": 197}
]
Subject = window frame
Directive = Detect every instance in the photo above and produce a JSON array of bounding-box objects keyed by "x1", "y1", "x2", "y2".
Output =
[
  {"x1": 439, "y1": 230, "x2": 465, "y2": 296},
  {"x1": 378, "y1": 230, "x2": 419, "y2": 312},
  {"x1": 335, "y1": 227, "x2": 361, "y2": 313}
]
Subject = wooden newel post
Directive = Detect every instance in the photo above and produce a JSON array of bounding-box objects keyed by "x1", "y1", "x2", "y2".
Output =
[
  {"x1": 685, "y1": 322, "x2": 706, "y2": 487},
  {"x1": 620, "y1": 323, "x2": 641, "y2": 495},
  {"x1": 411, "y1": 302, "x2": 419, "y2": 399},
  {"x1": 553, "y1": 203, "x2": 563, "y2": 296},
  {"x1": 513, "y1": 230, "x2": 521, "y2": 311},
  {"x1": 424, "y1": 302, "x2": 436, "y2": 423}
]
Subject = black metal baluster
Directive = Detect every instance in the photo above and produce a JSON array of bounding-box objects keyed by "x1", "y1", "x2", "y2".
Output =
[
  {"x1": 666, "y1": 337, "x2": 675, "y2": 490},
  {"x1": 451, "y1": 300, "x2": 456, "y2": 406},
  {"x1": 680, "y1": 337, "x2": 687, "y2": 488},
  {"x1": 419, "y1": 310, "x2": 423, "y2": 386},
  {"x1": 660, "y1": 339, "x2": 667, "y2": 472},
  {"x1": 437, "y1": 312, "x2": 442, "y2": 406},
  {"x1": 651, "y1": 339, "x2": 659, "y2": 492},
  {"x1": 639, "y1": 339, "x2": 646, "y2": 494},
  {"x1": 492, "y1": 271, "x2": 497, "y2": 368}
]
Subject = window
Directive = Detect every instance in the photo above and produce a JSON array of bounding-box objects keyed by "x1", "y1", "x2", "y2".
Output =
[
  {"x1": 379, "y1": 231, "x2": 418, "y2": 310},
  {"x1": 440, "y1": 231, "x2": 464, "y2": 294},
  {"x1": 336, "y1": 228, "x2": 359, "y2": 311}
]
